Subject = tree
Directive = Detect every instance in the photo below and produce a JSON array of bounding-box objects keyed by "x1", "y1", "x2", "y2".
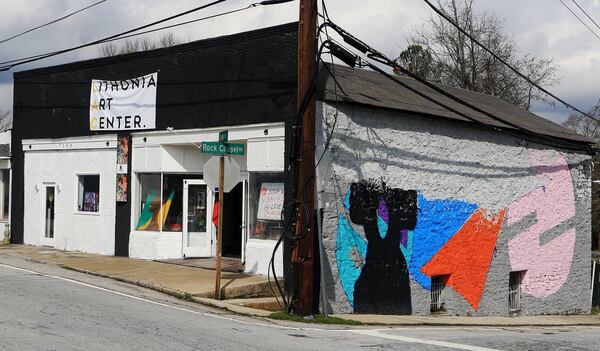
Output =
[
  {"x1": 399, "y1": 0, "x2": 558, "y2": 110},
  {"x1": 561, "y1": 107, "x2": 600, "y2": 251},
  {"x1": 98, "y1": 33, "x2": 183, "y2": 57},
  {"x1": 395, "y1": 44, "x2": 433, "y2": 80}
]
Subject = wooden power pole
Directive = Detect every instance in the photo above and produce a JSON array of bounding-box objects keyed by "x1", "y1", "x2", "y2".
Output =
[{"x1": 292, "y1": 0, "x2": 318, "y2": 316}]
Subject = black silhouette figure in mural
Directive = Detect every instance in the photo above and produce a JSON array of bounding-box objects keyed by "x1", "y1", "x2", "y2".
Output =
[{"x1": 349, "y1": 180, "x2": 417, "y2": 315}]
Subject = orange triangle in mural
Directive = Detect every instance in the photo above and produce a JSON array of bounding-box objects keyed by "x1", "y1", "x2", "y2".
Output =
[{"x1": 421, "y1": 208, "x2": 506, "y2": 311}]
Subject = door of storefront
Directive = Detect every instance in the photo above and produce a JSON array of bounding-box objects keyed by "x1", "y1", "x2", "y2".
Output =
[
  {"x1": 183, "y1": 179, "x2": 213, "y2": 257},
  {"x1": 41, "y1": 184, "x2": 55, "y2": 247}
]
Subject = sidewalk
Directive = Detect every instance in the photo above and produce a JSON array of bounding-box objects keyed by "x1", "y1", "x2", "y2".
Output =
[
  {"x1": 0, "y1": 244, "x2": 276, "y2": 302},
  {"x1": 1, "y1": 244, "x2": 599, "y2": 326}
]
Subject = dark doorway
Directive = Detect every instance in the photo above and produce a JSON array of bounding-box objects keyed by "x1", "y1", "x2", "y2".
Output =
[{"x1": 220, "y1": 182, "x2": 243, "y2": 258}]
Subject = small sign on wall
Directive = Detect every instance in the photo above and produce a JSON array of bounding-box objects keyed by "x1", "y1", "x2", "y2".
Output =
[
  {"x1": 257, "y1": 183, "x2": 284, "y2": 221},
  {"x1": 117, "y1": 137, "x2": 129, "y2": 174},
  {"x1": 116, "y1": 175, "x2": 128, "y2": 202},
  {"x1": 89, "y1": 72, "x2": 157, "y2": 131},
  {"x1": 116, "y1": 137, "x2": 129, "y2": 202}
]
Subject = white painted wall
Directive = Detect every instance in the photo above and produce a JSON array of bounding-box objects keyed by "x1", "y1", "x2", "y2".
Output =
[
  {"x1": 129, "y1": 123, "x2": 286, "y2": 270},
  {"x1": 129, "y1": 231, "x2": 183, "y2": 260},
  {"x1": 244, "y1": 239, "x2": 283, "y2": 276},
  {"x1": 23, "y1": 136, "x2": 117, "y2": 255}
]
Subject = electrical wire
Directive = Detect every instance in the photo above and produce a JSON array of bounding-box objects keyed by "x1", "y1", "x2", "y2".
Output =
[
  {"x1": 420, "y1": 0, "x2": 600, "y2": 124},
  {"x1": 570, "y1": 0, "x2": 600, "y2": 32},
  {"x1": 91, "y1": 4, "x2": 262, "y2": 51},
  {"x1": 0, "y1": 0, "x2": 108, "y2": 45},
  {"x1": 0, "y1": 0, "x2": 295, "y2": 71},
  {"x1": 558, "y1": 0, "x2": 600, "y2": 41},
  {"x1": 320, "y1": 21, "x2": 591, "y2": 151},
  {"x1": 316, "y1": 0, "x2": 340, "y2": 168},
  {"x1": 0, "y1": 0, "x2": 229, "y2": 71}
]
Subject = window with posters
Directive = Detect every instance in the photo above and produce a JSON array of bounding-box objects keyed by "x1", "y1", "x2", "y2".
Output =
[{"x1": 249, "y1": 172, "x2": 284, "y2": 240}]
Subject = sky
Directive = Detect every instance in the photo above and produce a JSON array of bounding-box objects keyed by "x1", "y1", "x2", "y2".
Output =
[{"x1": 0, "y1": 0, "x2": 599, "y2": 124}]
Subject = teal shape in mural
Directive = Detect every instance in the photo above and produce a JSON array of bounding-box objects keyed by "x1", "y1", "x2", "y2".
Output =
[{"x1": 336, "y1": 214, "x2": 367, "y2": 307}]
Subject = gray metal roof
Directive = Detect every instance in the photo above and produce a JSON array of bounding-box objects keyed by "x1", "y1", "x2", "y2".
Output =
[{"x1": 317, "y1": 64, "x2": 591, "y2": 144}]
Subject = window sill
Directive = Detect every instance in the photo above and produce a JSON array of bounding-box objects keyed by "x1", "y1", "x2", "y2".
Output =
[
  {"x1": 131, "y1": 230, "x2": 183, "y2": 235},
  {"x1": 74, "y1": 211, "x2": 101, "y2": 216}
]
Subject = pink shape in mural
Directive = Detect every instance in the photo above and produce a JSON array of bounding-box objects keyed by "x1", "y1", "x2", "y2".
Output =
[{"x1": 507, "y1": 150, "x2": 576, "y2": 298}]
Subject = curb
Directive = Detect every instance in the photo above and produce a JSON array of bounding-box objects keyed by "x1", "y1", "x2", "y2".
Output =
[{"x1": 59, "y1": 264, "x2": 274, "y2": 318}]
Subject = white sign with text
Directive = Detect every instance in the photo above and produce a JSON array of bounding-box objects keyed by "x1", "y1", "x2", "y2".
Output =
[
  {"x1": 89, "y1": 72, "x2": 157, "y2": 131},
  {"x1": 257, "y1": 183, "x2": 284, "y2": 221}
]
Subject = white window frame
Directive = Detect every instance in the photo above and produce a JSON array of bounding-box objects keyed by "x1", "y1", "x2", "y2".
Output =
[{"x1": 74, "y1": 173, "x2": 101, "y2": 215}]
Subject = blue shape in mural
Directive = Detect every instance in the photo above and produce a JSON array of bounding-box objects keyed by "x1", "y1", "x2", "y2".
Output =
[
  {"x1": 409, "y1": 194, "x2": 478, "y2": 290},
  {"x1": 336, "y1": 214, "x2": 367, "y2": 307}
]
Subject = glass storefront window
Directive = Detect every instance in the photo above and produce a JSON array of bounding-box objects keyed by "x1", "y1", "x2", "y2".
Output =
[
  {"x1": 136, "y1": 173, "x2": 202, "y2": 232},
  {"x1": 248, "y1": 172, "x2": 284, "y2": 240},
  {"x1": 136, "y1": 174, "x2": 161, "y2": 231}
]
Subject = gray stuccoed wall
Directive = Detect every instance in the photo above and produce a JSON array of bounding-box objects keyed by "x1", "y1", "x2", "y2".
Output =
[{"x1": 316, "y1": 101, "x2": 592, "y2": 316}]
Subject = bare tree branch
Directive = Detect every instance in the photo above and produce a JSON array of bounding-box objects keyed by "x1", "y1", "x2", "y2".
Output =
[{"x1": 399, "y1": 0, "x2": 559, "y2": 110}]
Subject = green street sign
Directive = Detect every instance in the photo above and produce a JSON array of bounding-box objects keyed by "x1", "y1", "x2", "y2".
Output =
[
  {"x1": 219, "y1": 130, "x2": 228, "y2": 143},
  {"x1": 201, "y1": 142, "x2": 245, "y2": 156}
]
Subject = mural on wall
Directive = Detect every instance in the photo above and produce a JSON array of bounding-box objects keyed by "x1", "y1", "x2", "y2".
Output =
[
  {"x1": 421, "y1": 208, "x2": 506, "y2": 310},
  {"x1": 338, "y1": 180, "x2": 416, "y2": 314},
  {"x1": 409, "y1": 194, "x2": 478, "y2": 290},
  {"x1": 507, "y1": 150, "x2": 576, "y2": 298},
  {"x1": 335, "y1": 150, "x2": 577, "y2": 313}
]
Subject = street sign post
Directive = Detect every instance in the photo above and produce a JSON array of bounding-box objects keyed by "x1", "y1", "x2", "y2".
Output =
[
  {"x1": 199, "y1": 132, "x2": 244, "y2": 299},
  {"x1": 219, "y1": 130, "x2": 228, "y2": 143}
]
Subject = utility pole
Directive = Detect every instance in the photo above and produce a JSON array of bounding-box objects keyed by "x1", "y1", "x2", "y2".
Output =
[{"x1": 292, "y1": 0, "x2": 318, "y2": 316}]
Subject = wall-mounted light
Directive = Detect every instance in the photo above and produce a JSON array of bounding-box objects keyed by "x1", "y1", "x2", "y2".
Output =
[
  {"x1": 143, "y1": 137, "x2": 147, "y2": 143},
  {"x1": 264, "y1": 129, "x2": 269, "y2": 136},
  {"x1": 34, "y1": 184, "x2": 39, "y2": 192},
  {"x1": 56, "y1": 184, "x2": 60, "y2": 193}
]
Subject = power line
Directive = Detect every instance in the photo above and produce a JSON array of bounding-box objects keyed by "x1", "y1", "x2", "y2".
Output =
[
  {"x1": 0, "y1": 0, "x2": 227, "y2": 71},
  {"x1": 558, "y1": 0, "x2": 600, "y2": 41},
  {"x1": 84, "y1": 4, "x2": 259, "y2": 50},
  {"x1": 0, "y1": 0, "x2": 294, "y2": 71},
  {"x1": 570, "y1": 0, "x2": 600, "y2": 32},
  {"x1": 0, "y1": 0, "x2": 296, "y2": 72},
  {"x1": 321, "y1": 21, "x2": 591, "y2": 151},
  {"x1": 420, "y1": 0, "x2": 600, "y2": 124},
  {"x1": 0, "y1": 3, "x2": 259, "y2": 67},
  {"x1": 0, "y1": 0, "x2": 108, "y2": 45}
]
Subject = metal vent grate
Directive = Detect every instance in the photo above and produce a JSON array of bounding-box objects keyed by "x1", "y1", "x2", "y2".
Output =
[
  {"x1": 430, "y1": 276, "x2": 445, "y2": 312},
  {"x1": 509, "y1": 271, "x2": 524, "y2": 313}
]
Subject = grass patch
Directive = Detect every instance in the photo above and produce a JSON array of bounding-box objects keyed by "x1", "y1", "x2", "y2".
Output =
[
  {"x1": 593, "y1": 306, "x2": 599, "y2": 315},
  {"x1": 268, "y1": 312, "x2": 362, "y2": 325},
  {"x1": 181, "y1": 292, "x2": 194, "y2": 301}
]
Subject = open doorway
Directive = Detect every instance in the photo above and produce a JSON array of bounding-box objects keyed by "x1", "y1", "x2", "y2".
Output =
[{"x1": 216, "y1": 182, "x2": 243, "y2": 259}]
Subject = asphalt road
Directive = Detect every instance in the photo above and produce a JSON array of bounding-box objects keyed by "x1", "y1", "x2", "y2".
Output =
[{"x1": 0, "y1": 256, "x2": 598, "y2": 351}]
